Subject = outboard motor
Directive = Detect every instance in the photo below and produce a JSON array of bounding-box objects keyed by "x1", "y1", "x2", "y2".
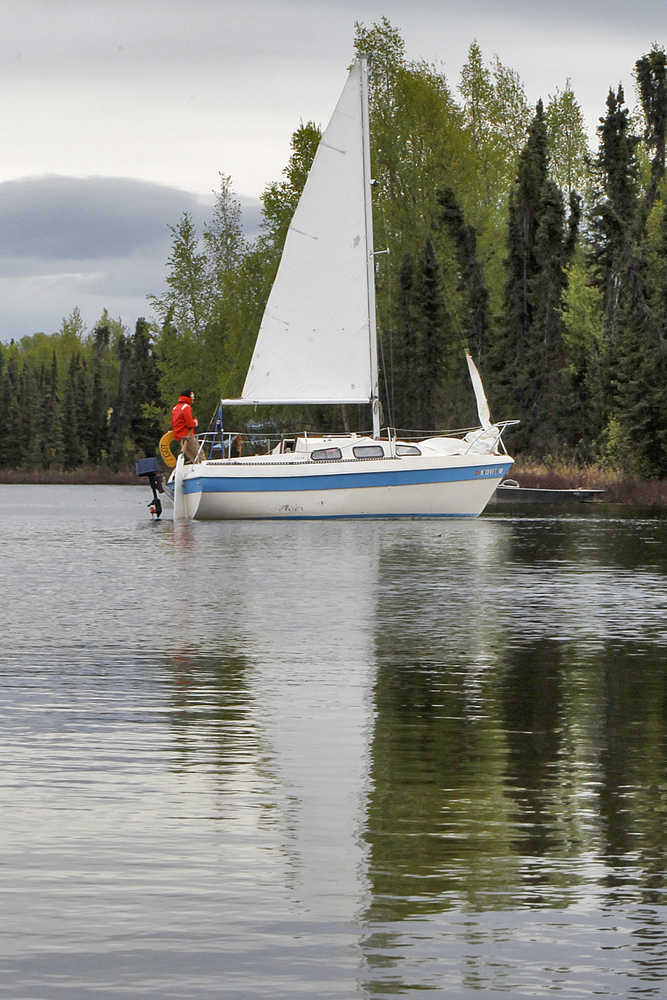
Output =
[{"x1": 136, "y1": 457, "x2": 164, "y2": 518}]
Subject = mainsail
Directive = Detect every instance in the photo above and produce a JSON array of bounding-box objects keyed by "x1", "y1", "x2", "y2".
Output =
[{"x1": 225, "y1": 59, "x2": 374, "y2": 406}]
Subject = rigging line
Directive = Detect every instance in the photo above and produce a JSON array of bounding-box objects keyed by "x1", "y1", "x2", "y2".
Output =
[
  {"x1": 377, "y1": 316, "x2": 393, "y2": 430},
  {"x1": 375, "y1": 185, "x2": 395, "y2": 430}
]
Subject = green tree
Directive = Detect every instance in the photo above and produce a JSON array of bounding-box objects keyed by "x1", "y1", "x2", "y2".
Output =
[
  {"x1": 204, "y1": 173, "x2": 247, "y2": 286},
  {"x1": 545, "y1": 80, "x2": 590, "y2": 197},
  {"x1": 128, "y1": 317, "x2": 162, "y2": 456},
  {"x1": 459, "y1": 41, "x2": 531, "y2": 208},
  {"x1": 383, "y1": 237, "x2": 453, "y2": 431},
  {"x1": 494, "y1": 101, "x2": 579, "y2": 454},
  {"x1": 589, "y1": 86, "x2": 640, "y2": 337},
  {"x1": 58, "y1": 307, "x2": 87, "y2": 359},
  {"x1": 62, "y1": 355, "x2": 84, "y2": 469},
  {"x1": 14, "y1": 361, "x2": 36, "y2": 467},
  {"x1": 386, "y1": 252, "x2": 418, "y2": 429},
  {"x1": 436, "y1": 187, "x2": 490, "y2": 366},
  {"x1": 150, "y1": 212, "x2": 211, "y2": 338},
  {"x1": 501, "y1": 101, "x2": 550, "y2": 368},
  {"x1": 88, "y1": 323, "x2": 110, "y2": 464},
  {"x1": 635, "y1": 46, "x2": 667, "y2": 231},
  {"x1": 416, "y1": 236, "x2": 450, "y2": 429},
  {"x1": 588, "y1": 51, "x2": 667, "y2": 472},
  {"x1": 108, "y1": 335, "x2": 132, "y2": 469},
  {"x1": 260, "y1": 123, "x2": 321, "y2": 254},
  {"x1": 42, "y1": 351, "x2": 65, "y2": 468}
]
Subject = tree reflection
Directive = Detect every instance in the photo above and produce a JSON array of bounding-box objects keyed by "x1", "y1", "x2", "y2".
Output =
[{"x1": 362, "y1": 524, "x2": 667, "y2": 928}]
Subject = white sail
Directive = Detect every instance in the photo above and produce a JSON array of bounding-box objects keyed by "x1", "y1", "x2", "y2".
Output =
[
  {"x1": 236, "y1": 60, "x2": 372, "y2": 405},
  {"x1": 466, "y1": 352, "x2": 492, "y2": 431}
]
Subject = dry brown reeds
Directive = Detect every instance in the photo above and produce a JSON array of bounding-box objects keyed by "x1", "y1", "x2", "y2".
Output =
[
  {"x1": 0, "y1": 466, "x2": 138, "y2": 486},
  {"x1": 510, "y1": 460, "x2": 666, "y2": 508}
]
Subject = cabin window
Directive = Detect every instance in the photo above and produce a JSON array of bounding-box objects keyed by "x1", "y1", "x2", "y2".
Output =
[
  {"x1": 353, "y1": 445, "x2": 384, "y2": 459},
  {"x1": 311, "y1": 447, "x2": 342, "y2": 461},
  {"x1": 396, "y1": 444, "x2": 422, "y2": 456}
]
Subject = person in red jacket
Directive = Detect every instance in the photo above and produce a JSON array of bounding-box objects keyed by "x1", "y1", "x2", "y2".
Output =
[{"x1": 171, "y1": 389, "x2": 200, "y2": 463}]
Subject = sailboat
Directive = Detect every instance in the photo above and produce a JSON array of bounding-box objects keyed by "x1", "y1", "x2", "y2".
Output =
[{"x1": 168, "y1": 56, "x2": 515, "y2": 521}]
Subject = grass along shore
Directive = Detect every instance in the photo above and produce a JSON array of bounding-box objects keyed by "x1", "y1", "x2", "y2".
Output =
[
  {"x1": 0, "y1": 460, "x2": 665, "y2": 507},
  {"x1": 506, "y1": 460, "x2": 666, "y2": 508},
  {"x1": 0, "y1": 466, "x2": 140, "y2": 485}
]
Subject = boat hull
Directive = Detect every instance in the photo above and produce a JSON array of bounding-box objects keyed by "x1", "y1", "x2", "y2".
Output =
[{"x1": 173, "y1": 456, "x2": 513, "y2": 520}]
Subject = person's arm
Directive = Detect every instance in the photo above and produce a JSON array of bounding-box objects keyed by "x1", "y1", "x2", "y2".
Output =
[{"x1": 183, "y1": 404, "x2": 196, "y2": 434}]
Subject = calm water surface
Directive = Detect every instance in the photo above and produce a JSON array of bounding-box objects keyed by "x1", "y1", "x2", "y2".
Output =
[{"x1": 2, "y1": 485, "x2": 666, "y2": 998}]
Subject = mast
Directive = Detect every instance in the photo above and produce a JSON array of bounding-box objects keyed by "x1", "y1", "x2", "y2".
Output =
[{"x1": 360, "y1": 54, "x2": 381, "y2": 439}]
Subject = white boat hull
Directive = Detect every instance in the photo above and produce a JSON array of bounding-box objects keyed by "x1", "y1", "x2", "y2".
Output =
[{"x1": 171, "y1": 453, "x2": 513, "y2": 520}]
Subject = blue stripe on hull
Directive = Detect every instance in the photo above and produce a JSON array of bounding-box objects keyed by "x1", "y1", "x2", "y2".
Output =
[{"x1": 183, "y1": 462, "x2": 512, "y2": 495}]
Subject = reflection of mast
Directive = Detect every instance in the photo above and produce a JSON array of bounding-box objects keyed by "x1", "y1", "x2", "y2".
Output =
[{"x1": 164, "y1": 646, "x2": 256, "y2": 777}]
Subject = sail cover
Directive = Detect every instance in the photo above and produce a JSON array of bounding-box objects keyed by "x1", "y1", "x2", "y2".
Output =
[{"x1": 236, "y1": 60, "x2": 372, "y2": 405}]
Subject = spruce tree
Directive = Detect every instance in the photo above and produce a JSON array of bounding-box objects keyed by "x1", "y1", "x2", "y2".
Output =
[
  {"x1": 416, "y1": 237, "x2": 447, "y2": 430},
  {"x1": 589, "y1": 86, "x2": 639, "y2": 339},
  {"x1": 88, "y1": 323, "x2": 111, "y2": 464},
  {"x1": 389, "y1": 252, "x2": 419, "y2": 429},
  {"x1": 612, "y1": 208, "x2": 667, "y2": 476},
  {"x1": 635, "y1": 47, "x2": 667, "y2": 232},
  {"x1": 62, "y1": 355, "x2": 84, "y2": 469},
  {"x1": 436, "y1": 187, "x2": 490, "y2": 365},
  {"x1": 109, "y1": 334, "x2": 132, "y2": 469},
  {"x1": 21, "y1": 363, "x2": 43, "y2": 469},
  {"x1": 75, "y1": 359, "x2": 91, "y2": 464},
  {"x1": 589, "y1": 53, "x2": 666, "y2": 472},
  {"x1": 1, "y1": 353, "x2": 20, "y2": 467},
  {"x1": 504, "y1": 100, "x2": 549, "y2": 362},
  {"x1": 128, "y1": 317, "x2": 161, "y2": 456},
  {"x1": 42, "y1": 351, "x2": 65, "y2": 468},
  {"x1": 386, "y1": 239, "x2": 451, "y2": 430},
  {"x1": 495, "y1": 101, "x2": 579, "y2": 454}
]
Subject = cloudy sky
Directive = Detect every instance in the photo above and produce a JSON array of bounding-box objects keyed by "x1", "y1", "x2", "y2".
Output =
[{"x1": 1, "y1": 0, "x2": 664, "y2": 342}]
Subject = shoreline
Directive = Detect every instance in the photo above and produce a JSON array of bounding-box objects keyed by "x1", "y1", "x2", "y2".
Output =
[
  {"x1": 505, "y1": 461, "x2": 666, "y2": 508},
  {"x1": 0, "y1": 466, "x2": 140, "y2": 486},
  {"x1": 0, "y1": 462, "x2": 665, "y2": 507}
]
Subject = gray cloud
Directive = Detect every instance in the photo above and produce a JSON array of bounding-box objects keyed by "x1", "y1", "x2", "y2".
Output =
[
  {"x1": 0, "y1": 176, "x2": 210, "y2": 260},
  {"x1": 0, "y1": 175, "x2": 262, "y2": 341}
]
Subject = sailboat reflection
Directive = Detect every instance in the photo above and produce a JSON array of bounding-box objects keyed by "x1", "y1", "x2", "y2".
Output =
[{"x1": 160, "y1": 521, "x2": 381, "y2": 919}]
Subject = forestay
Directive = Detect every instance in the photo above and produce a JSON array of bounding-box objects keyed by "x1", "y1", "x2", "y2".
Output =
[{"x1": 229, "y1": 60, "x2": 373, "y2": 406}]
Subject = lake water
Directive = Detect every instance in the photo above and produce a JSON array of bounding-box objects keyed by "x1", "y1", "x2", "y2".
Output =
[{"x1": 2, "y1": 485, "x2": 666, "y2": 999}]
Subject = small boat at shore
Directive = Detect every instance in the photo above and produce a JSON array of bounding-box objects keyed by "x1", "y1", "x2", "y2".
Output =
[
  {"x1": 167, "y1": 55, "x2": 516, "y2": 521},
  {"x1": 491, "y1": 479, "x2": 605, "y2": 504}
]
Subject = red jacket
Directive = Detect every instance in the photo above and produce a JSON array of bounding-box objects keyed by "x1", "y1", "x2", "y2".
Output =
[{"x1": 171, "y1": 395, "x2": 197, "y2": 439}]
